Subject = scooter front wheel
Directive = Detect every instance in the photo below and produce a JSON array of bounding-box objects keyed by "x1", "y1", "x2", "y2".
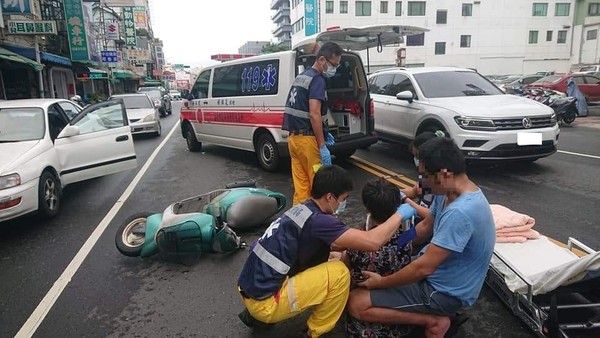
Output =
[{"x1": 116, "y1": 212, "x2": 153, "y2": 257}]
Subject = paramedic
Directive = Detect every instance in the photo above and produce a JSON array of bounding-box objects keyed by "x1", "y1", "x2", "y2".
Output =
[
  {"x1": 237, "y1": 165, "x2": 418, "y2": 338},
  {"x1": 282, "y1": 42, "x2": 344, "y2": 205},
  {"x1": 347, "y1": 138, "x2": 496, "y2": 338}
]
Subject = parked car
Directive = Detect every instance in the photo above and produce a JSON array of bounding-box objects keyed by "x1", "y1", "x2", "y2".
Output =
[
  {"x1": 0, "y1": 99, "x2": 137, "y2": 222},
  {"x1": 527, "y1": 73, "x2": 600, "y2": 103},
  {"x1": 138, "y1": 87, "x2": 172, "y2": 116},
  {"x1": 369, "y1": 67, "x2": 559, "y2": 161},
  {"x1": 576, "y1": 65, "x2": 600, "y2": 74},
  {"x1": 169, "y1": 90, "x2": 182, "y2": 100},
  {"x1": 109, "y1": 93, "x2": 161, "y2": 137},
  {"x1": 501, "y1": 74, "x2": 544, "y2": 94}
]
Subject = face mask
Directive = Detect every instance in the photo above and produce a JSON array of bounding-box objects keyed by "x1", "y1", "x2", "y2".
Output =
[
  {"x1": 323, "y1": 62, "x2": 338, "y2": 78},
  {"x1": 413, "y1": 157, "x2": 420, "y2": 168},
  {"x1": 335, "y1": 199, "x2": 347, "y2": 215}
]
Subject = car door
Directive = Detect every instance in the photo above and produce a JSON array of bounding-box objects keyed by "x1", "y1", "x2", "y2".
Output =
[
  {"x1": 54, "y1": 99, "x2": 137, "y2": 185},
  {"x1": 385, "y1": 74, "x2": 422, "y2": 141},
  {"x1": 583, "y1": 75, "x2": 600, "y2": 101},
  {"x1": 369, "y1": 74, "x2": 394, "y2": 138}
]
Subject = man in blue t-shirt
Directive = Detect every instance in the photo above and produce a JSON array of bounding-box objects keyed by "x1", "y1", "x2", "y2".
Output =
[
  {"x1": 347, "y1": 138, "x2": 496, "y2": 338},
  {"x1": 237, "y1": 165, "x2": 417, "y2": 338}
]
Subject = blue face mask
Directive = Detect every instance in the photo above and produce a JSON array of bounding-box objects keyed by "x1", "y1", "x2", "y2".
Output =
[{"x1": 336, "y1": 199, "x2": 347, "y2": 215}]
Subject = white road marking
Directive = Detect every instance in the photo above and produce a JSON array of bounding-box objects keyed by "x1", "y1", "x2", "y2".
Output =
[
  {"x1": 557, "y1": 150, "x2": 600, "y2": 160},
  {"x1": 15, "y1": 121, "x2": 181, "y2": 338}
]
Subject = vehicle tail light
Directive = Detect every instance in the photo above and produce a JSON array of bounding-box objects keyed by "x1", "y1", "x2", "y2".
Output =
[
  {"x1": 0, "y1": 197, "x2": 21, "y2": 210},
  {"x1": 370, "y1": 99, "x2": 375, "y2": 118}
]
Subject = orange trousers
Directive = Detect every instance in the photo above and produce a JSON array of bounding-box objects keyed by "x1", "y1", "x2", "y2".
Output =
[{"x1": 288, "y1": 134, "x2": 321, "y2": 205}]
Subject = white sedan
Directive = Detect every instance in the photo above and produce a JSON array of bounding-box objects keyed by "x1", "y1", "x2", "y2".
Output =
[
  {"x1": 110, "y1": 93, "x2": 161, "y2": 137},
  {"x1": 0, "y1": 99, "x2": 137, "y2": 222}
]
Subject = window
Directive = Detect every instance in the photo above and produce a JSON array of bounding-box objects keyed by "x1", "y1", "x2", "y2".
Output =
[
  {"x1": 340, "y1": 1, "x2": 348, "y2": 13},
  {"x1": 435, "y1": 42, "x2": 446, "y2": 55},
  {"x1": 587, "y1": 29, "x2": 598, "y2": 40},
  {"x1": 557, "y1": 30, "x2": 567, "y2": 43},
  {"x1": 436, "y1": 10, "x2": 447, "y2": 24},
  {"x1": 573, "y1": 76, "x2": 585, "y2": 84},
  {"x1": 546, "y1": 30, "x2": 553, "y2": 41},
  {"x1": 529, "y1": 30, "x2": 539, "y2": 44},
  {"x1": 395, "y1": 1, "x2": 402, "y2": 15},
  {"x1": 380, "y1": 1, "x2": 388, "y2": 13},
  {"x1": 58, "y1": 101, "x2": 81, "y2": 120},
  {"x1": 589, "y1": 3, "x2": 600, "y2": 16},
  {"x1": 368, "y1": 74, "x2": 394, "y2": 95},
  {"x1": 462, "y1": 3, "x2": 472, "y2": 16},
  {"x1": 388, "y1": 74, "x2": 417, "y2": 97},
  {"x1": 555, "y1": 3, "x2": 570, "y2": 16},
  {"x1": 73, "y1": 102, "x2": 125, "y2": 135},
  {"x1": 326, "y1": 1, "x2": 334, "y2": 13},
  {"x1": 191, "y1": 70, "x2": 211, "y2": 99},
  {"x1": 356, "y1": 1, "x2": 372, "y2": 16},
  {"x1": 407, "y1": 1, "x2": 426, "y2": 16},
  {"x1": 585, "y1": 75, "x2": 600, "y2": 84},
  {"x1": 460, "y1": 35, "x2": 471, "y2": 47},
  {"x1": 292, "y1": 18, "x2": 304, "y2": 34},
  {"x1": 211, "y1": 60, "x2": 280, "y2": 98},
  {"x1": 532, "y1": 3, "x2": 548, "y2": 16},
  {"x1": 406, "y1": 33, "x2": 425, "y2": 46}
]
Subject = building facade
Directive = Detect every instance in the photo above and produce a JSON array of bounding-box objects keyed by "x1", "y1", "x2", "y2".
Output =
[
  {"x1": 572, "y1": 0, "x2": 600, "y2": 66},
  {"x1": 289, "y1": 0, "x2": 581, "y2": 75},
  {"x1": 271, "y1": 0, "x2": 292, "y2": 47}
]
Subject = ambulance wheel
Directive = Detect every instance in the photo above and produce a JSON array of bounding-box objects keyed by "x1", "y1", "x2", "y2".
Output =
[
  {"x1": 115, "y1": 212, "x2": 152, "y2": 257},
  {"x1": 185, "y1": 125, "x2": 202, "y2": 152},
  {"x1": 256, "y1": 133, "x2": 280, "y2": 172}
]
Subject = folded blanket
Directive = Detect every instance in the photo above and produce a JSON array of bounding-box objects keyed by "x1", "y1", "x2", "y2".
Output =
[
  {"x1": 496, "y1": 229, "x2": 540, "y2": 239},
  {"x1": 490, "y1": 204, "x2": 535, "y2": 230},
  {"x1": 496, "y1": 223, "x2": 534, "y2": 233}
]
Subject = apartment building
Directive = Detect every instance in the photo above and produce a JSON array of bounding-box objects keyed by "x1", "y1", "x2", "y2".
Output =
[
  {"x1": 289, "y1": 0, "x2": 578, "y2": 75},
  {"x1": 271, "y1": 0, "x2": 292, "y2": 47}
]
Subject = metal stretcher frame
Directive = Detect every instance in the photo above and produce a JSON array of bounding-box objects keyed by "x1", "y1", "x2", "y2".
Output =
[{"x1": 485, "y1": 237, "x2": 600, "y2": 338}]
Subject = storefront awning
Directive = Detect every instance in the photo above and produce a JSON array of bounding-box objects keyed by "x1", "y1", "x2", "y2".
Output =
[
  {"x1": 0, "y1": 47, "x2": 43, "y2": 71},
  {"x1": 112, "y1": 69, "x2": 135, "y2": 79},
  {"x1": 1, "y1": 44, "x2": 72, "y2": 67}
]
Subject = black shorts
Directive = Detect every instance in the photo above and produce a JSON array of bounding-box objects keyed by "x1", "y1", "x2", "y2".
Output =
[{"x1": 370, "y1": 280, "x2": 463, "y2": 316}]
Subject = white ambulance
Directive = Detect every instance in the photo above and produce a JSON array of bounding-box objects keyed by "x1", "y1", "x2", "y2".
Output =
[{"x1": 179, "y1": 25, "x2": 426, "y2": 171}]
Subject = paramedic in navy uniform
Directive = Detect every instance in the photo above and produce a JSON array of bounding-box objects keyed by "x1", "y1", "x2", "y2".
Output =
[
  {"x1": 237, "y1": 165, "x2": 418, "y2": 338},
  {"x1": 282, "y1": 42, "x2": 344, "y2": 206}
]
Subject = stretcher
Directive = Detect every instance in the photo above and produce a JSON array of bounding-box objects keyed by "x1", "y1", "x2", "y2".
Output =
[{"x1": 486, "y1": 235, "x2": 600, "y2": 338}]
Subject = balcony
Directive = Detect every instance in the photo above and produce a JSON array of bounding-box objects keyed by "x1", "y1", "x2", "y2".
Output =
[
  {"x1": 273, "y1": 23, "x2": 292, "y2": 37},
  {"x1": 270, "y1": 0, "x2": 288, "y2": 10},
  {"x1": 272, "y1": 7, "x2": 290, "y2": 23}
]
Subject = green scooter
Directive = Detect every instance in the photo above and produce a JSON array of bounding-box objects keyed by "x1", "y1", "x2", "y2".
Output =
[{"x1": 115, "y1": 181, "x2": 287, "y2": 259}]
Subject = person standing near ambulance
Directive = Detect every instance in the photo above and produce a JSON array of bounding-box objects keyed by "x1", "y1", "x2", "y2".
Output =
[{"x1": 282, "y1": 42, "x2": 344, "y2": 205}]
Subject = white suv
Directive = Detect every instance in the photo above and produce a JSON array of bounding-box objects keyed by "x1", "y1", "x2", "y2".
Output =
[{"x1": 369, "y1": 67, "x2": 559, "y2": 161}]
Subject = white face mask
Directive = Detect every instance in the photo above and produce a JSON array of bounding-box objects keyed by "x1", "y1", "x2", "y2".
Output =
[{"x1": 324, "y1": 64, "x2": 337, "y2": 78}]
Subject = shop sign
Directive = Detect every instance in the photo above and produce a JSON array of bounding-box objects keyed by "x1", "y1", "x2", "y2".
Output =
[
  {"x1": 7, "y1": 20, "x2": 57, "y2": 35},
  {"x1": 122, "y1": 7, "x2": 137, "y2": 46},
  {"x1": 63, "y1": 0, "x2": 90, "y2": 61}
]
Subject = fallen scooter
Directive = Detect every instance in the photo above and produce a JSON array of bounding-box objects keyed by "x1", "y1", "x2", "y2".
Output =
[{"x1": 115, "y1": 181, "x2": 287, "y2": 260}]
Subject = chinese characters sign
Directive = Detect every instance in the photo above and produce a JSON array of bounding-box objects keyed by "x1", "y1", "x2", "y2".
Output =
[
  {"x1": 124, "y1": 49, "x2": 150, "y2": 62},
  {"x1": 133, "y1": 6, "x2": 147, "y2": 29},
  {"x1": 305, "y1": 0, "x2": 318, "y2": 36},
  {"x1": 155, "y1": 45, "x2": 164, "y2": 67},
  {"x1": 7, "y1": 20, "x2": 57, "y2": 35},
  {"x1": 63, "y1": 0, "x2": 90, "y2": 61},
  {"x1": 122, "y1": 7, "x2": 137, "y2": 46},
  {"x1": 101, "y1": 50, "x2": 118, "y2": 63},
  {"x1": 1, "y1": 0, "x2": 32, "y2": 14}
]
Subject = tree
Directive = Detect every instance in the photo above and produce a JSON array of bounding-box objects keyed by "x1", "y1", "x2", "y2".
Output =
[{"x1": 261, "y1": 42, "x2": 290, "y2": 54}]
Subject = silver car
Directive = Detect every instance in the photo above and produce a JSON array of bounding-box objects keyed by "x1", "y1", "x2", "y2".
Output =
[{"x1": 110, "y1": 94, "x2": 161, "y2": 137}]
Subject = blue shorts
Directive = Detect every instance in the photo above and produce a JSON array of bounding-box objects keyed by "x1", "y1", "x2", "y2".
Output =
[{"x1": 370, "y1": 280, "x2": 463, "y2": 316}]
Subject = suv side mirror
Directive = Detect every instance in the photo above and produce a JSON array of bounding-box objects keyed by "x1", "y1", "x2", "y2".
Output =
[{"x1": 396, "y1": 91, "x2": 414, "y2": 103}]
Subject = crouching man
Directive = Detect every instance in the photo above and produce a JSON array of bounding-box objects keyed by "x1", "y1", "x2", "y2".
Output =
[
  {"x1": 347, "y1": 137, "x2": 496, "y2": 338},
  {"x1": 236, "y1": 165, "x2": 417, "y2": 338}
]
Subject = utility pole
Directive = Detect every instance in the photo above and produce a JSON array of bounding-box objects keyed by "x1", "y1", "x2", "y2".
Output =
[{"x1": 34, "y1": 35, "x2": 44, "y2": 98}]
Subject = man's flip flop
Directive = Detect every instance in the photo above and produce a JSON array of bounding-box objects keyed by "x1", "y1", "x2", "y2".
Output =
[{"x1": 444, "y1": 313, "x2": 470, "y2": 338}]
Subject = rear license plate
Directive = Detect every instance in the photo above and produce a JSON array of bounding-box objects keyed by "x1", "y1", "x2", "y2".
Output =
[{"x1": 517, "y1": 132, "x2": 542, "y2": 146}]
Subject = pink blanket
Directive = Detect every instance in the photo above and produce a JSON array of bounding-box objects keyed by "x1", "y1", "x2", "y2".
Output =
[
  {"x1": 496, "y1": 229, "x2": 540, "y2": 239},
  {"x1": 490, "y1": 204, "x2": 535, "y2": 230}
]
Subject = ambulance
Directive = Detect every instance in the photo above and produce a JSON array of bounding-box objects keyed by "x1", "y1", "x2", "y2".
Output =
[{"x1": 179, "y1": 25, "x2": 426, "y2": 171}]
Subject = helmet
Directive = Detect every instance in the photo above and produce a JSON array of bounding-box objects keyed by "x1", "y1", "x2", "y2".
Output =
[{"x1": 70, "y1": 95, "x2": 82, "y2": 102}]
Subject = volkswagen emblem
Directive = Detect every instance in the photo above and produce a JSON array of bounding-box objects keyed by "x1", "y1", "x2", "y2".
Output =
[{"x1": 522, "y1": 117, "x2": 532, "y2": 129}]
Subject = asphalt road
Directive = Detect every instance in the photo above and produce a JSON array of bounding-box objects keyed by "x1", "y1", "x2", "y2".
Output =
[{"x1": 1, "y1": 104, "x2": 598, "y2": 338}]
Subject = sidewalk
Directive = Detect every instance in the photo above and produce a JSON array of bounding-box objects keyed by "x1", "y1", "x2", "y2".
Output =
[{"x1": 572, "y1": 115, "x2": 600, "y2": 129}]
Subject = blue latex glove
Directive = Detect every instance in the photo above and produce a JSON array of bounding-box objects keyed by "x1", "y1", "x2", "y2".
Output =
[
  {"x1": 326, "y1": 132, "x2": 335, "y2": 146},
  {"x1": 396, "y1": 204, "x2": 417, "y2": 220},
  {"x1": 319, "y1": 145, "x2": 332, "y2": 165},
  {"x1": 397, "y1": 227, "x2": 417, "y2": 249}
]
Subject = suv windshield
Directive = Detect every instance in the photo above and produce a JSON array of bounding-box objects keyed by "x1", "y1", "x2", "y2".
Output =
[
  {"x1": 414, "y1": 71, "x2": 504, "y2": 98},
  {"x1": 114, "y1": 95, "x2": 153, "y2": 109},
  {"x1": 0, "y1": 108, "x2": 45, "y2": 142}
]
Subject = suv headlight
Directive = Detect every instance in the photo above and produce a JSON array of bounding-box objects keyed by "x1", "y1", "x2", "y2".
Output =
[
  {"x1": 454, "y1": 116, "x2": 496, "y2": 131},
  {"x1": 550, "y1": 113, "x2": 557, "y2": 125},
  {"x1": 142, "y1": 113, "x2": 157, "y2": 122},
  {"x1": 0, "y1": 173, "x2": 21, "y2": 190}
]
